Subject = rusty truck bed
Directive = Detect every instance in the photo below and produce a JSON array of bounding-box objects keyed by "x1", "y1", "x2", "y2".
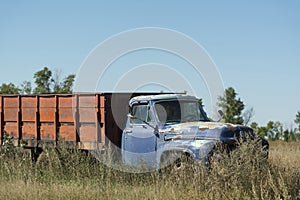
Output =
[{"x1": 0, "y1": 93, "x2": 158, "y2": 150}]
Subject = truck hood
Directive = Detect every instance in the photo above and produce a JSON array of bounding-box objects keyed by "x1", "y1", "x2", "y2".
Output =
[
  {"x1": 163, "y1": 121, "x2": 253, "y2": 143},
  {"x1": 171, "y1": 121, "x2": 237, "y2": 130}
]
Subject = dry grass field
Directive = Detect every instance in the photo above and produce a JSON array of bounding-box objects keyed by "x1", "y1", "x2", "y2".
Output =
[{"x1": 0, "y1": 140, "x2": 299, "y2": 200}]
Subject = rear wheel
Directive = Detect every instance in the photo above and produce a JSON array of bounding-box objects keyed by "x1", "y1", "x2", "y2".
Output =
[{"x1": 35, "y1": 148, "x2": 62, "y2": 172}]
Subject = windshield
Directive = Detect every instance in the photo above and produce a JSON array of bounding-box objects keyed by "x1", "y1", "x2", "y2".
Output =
[{"x1": 154, "y1": 100, "x2": 209, "y2": 124}]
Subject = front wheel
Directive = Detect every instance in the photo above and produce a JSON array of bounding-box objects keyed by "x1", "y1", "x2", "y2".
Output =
[{"x1": 160, "y1": 153, "x2": 194, "y2": 175}]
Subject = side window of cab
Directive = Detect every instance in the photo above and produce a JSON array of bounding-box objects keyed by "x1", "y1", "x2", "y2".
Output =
[{"x1": 131, "y1": 104, "x2": 155, "y2": 124}]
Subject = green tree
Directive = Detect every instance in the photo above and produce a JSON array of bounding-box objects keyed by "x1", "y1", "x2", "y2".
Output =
[
  {"x1": 33, "y1": 67, "x2": 53, "y2": 94},
  {"x1": 265, "y1": 121, "x2": 282, "y2": 140},
  {"x1": 20, "y1": 81, "x2": 32, "y2": 94},
  {"x1": 295, "y1": 111, "x2": 300, "y2": 132},
  {"x1": 257, "y1": 126, "x2": 269, "y2": 138},
  {"x1": 217, "y1": 87, "x2": 245, "y2": 124},
  {"x1": 250, "y1": 122, "x2": 258, "y2": 130},
  {"x1": 250, "y1": 121, "x2": 261, "y2": 136},
  {"x1": 54, "y1": 74, "x2": 75, "y2": 94},
  {"x1": 255, "y1": 121, "x2": 283, "y2": 140},
  {"x1": 283, "y1": 127, "x2": 297, "y2": 142},
  {"x1": 0, "y1": 83, "x2": 20, "y2": 94},
  {"x1": 289, "y1": 128, "x2": 297, "y2": 141}
]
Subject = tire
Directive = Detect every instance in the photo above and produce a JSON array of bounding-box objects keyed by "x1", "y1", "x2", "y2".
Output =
[
  {"x1": 35, "y1": 148, "x2": 62, "y2": 172},
  {"x1": 160, "y1": 152, "x2": 193, "y2": 175}
]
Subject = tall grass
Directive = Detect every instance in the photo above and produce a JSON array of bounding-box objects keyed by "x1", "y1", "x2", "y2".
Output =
[{"x1": 0, "y1": 138, "x2": 299, "y2": 200}]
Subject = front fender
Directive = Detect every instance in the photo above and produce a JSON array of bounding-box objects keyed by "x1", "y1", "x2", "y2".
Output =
[{"x1": 156, "y1": 139, "x2": 216, "y2": 170}]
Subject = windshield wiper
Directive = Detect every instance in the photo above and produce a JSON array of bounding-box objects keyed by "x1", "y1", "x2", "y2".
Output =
[{"x1": 164, "y1": 120, "x2": 180, "y2": 125}]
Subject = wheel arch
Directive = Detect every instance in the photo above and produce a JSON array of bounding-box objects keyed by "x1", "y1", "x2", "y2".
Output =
[{"x1": 158, "y1": 148, "x2": 195, "y2": 170}]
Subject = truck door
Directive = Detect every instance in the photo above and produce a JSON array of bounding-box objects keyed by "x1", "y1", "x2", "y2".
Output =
[{"x1": 122, "y1": 103, "x2": 157, "y2": 169}]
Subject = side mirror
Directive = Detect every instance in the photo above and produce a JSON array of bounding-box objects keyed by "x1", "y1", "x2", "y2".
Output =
[
  {"x1": 217, "y1": 110, "x2": 225, "y2": 122},
  {"x1": 127, "y1": 114, "x2": 135, "y2": 119},
  {"x1": 218, "y1": 110, "x2": 224, "y2": 119}
]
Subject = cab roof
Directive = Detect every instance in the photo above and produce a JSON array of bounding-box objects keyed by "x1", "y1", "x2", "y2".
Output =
[{"x1": 129, "y1": 94, "x2": 198, "y2": 106}]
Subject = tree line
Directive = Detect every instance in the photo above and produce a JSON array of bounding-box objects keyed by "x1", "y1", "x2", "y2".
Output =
[
  {"x1": 1, "y1": 68, "x2": 299, "y2": 141},
  {"x1": 217, "y1": 87, "x2": 300, "y2": 142},
  {"x1": 0, "y1": 67, "x2": 75, "y2": 94}
]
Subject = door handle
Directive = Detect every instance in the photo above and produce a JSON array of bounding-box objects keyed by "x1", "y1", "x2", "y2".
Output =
[{"x1": 125, "y1": 129, "x2": 132, "y2": 133}]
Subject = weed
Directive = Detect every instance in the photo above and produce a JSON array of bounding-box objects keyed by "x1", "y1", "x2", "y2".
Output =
[{"x1": 0, "y1": 138, "x2": 299, "y2": 200}]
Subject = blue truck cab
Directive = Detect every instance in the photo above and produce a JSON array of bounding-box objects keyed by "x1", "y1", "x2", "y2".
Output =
[{"x1": 121, "y1": 94, "x2": 268, "y2": 172}]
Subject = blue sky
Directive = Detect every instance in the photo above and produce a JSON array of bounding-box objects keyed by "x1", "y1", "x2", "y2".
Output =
[{"x1": 0, "y1": 1, "x2": 299, "y2": 126}]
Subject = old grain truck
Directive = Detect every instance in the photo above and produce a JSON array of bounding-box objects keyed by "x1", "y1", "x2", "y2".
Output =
[{"x1": 0, "y1": 93, "x2": 268, "y2": 171}]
